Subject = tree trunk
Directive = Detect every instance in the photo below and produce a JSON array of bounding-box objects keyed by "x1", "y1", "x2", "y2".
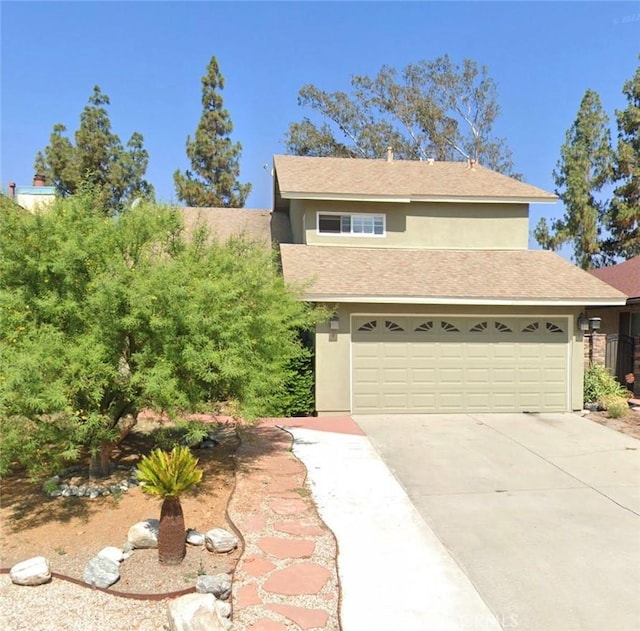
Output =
[
  {"x1": 158, "y1": 498, "x2": 186, "y2": 565},
  {"x1": 89, "y1": 442, "x2": 114, "y2": 478},
  {"x1": 88, "y1": 414, "x2": 137, "y2": 478}
]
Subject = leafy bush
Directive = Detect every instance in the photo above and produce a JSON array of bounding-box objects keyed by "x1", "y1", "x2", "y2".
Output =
[
  {"x1": 603, "y1": 397, "x2": 629, "y2": 419},
  {"x1": 583, "y1": 363, "x2": 630, "y2": 405},
  {"x1": 154, "y1": 420, "x2": 212, "y2": 451},
  {"x1": 280, "y1": 347, "x2": 315, "y2": 417}
]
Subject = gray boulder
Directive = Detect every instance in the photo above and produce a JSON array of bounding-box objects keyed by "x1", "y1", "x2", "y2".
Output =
[
  {"x1": 196, "y1": 573, "x2": 232, "y2": 600},
  {"x1": 10, "y1": 556, "x2": 52, "y2": 586},
  {"x1": 204, "y1": 528, "x2": 238, "y2": 554},
  {"x1": 83, "y1": 556, "x2": 120, "y2": 588},
  {"x1": 127, "y1": 519, "x2": 159, "y2": 549}
]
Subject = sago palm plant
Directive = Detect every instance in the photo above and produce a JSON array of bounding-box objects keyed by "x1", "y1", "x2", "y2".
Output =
[{"x1": 136, "y1": 446, "x2": 203, "y2": 565}]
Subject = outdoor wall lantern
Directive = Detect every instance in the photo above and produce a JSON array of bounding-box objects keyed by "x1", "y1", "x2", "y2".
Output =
[
  {"x1": 578, "y1": 313, "x2": 590, "y2": 332},
  {"x1": 329, "y1": 315, "x2": 340, "y2": 331},
  {"x1": 588, "y1": 317, "x2": 602, "y2": 331}
]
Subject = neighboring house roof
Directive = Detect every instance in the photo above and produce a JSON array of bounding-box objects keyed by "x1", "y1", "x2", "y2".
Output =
[
  {"x1": 273, "y1": 155, "x2": 558, "y2": 204},
  {"x1": 589, "y1": 256, "x2": 640, "y2": 302},
  {"x1": 180, "y1": 207, "x2": 292, "y2": 245},
  {"x1": 280, "y1": 246, "x2": 628, "y2": 306}
]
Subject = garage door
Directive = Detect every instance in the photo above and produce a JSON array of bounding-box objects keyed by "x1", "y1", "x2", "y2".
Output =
[{"x1": 352, "y1": 316, "x2": 569, "y2": 413}]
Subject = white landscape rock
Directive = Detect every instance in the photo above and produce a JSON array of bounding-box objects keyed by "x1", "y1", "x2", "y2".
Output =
[
  {"x1": 128, "y1": 519, "x2": 159, "y2": 549},
  {"x1": 10, "y1": 556, "x2": 52, "y2": 586},
  {"x1": 204, "y1": 528, "x2": 238, "y2": 554},
  {"x1": 167, "y1": 593, "x2": 231, "y2": 631},
  {"x1": 97, "y1": 546, "x2": 125, "y2": 564},
  {"x1": 186, "y1": 530, "x2": 205, "y2": 546}
]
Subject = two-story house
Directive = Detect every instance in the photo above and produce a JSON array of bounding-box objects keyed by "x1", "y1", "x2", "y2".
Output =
[{"x1": 270, "y1": 154, "x2": 627, "y2": 416}]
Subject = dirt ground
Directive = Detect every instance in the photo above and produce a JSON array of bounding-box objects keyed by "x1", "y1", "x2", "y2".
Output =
[
  {"x1": 0, "y1": 419, "x2": 241, "y2": 594},
  {"x1": 584, "y1": 404, "x2": 640, "y2": 440}
]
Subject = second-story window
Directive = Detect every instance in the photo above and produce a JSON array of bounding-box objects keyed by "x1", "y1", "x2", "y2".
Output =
[{"x1": 317, "y1": 212, "x2": 385, "y2": 236}]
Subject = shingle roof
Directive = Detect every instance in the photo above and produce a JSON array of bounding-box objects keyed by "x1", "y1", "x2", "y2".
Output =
[
  {"x1": 274, "y1": 155, "x2": 557, "y2": 203},
  {"x1": 179, "y1": 207, "x2": 292, "y2": 245},
  {"x1": 589, "y1": 256, "x2": 640, "y2": 301},
  {"x1": 280, "y1": 245, "x2": 627, "y2": 305}
]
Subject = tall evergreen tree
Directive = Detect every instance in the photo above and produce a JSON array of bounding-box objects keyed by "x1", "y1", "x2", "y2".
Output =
[
  {"x1": 34, "y1": 86, "x2": 153, "y2": 213},
  {"x1": 533, "y1": 89, "x2": 614, "y2": 269},
  {"x1": 607, "y1": 63, "x2": 640, "y2": 259},
  {"x1": 174, "y1": 56, "x2": 251, "y2": 207}
]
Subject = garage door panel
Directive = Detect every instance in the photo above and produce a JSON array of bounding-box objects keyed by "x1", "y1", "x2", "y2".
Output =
[
  {"x1": 411, "y1": 392, "x2": 437, "y2": 407},
  {"x1": 493, "y1": 368, "x2": 516, "y2": 383},
  {"x1": 439, "y1": 368, "x2": 464, "y2": 384},
  {"x1": 352, "y1": 316, "x2": 569, "y2": 414},
  {"x1": 467, "y1": 344, "x2": 492, "y2": 359},
  {"x1": 466, "y1": 393, "x2": 492, "y2": 409},
  {"x1": 440, "y1": 344, "x2": 464, "y2": 359},
  {"x1": 467, "y1": 368, "x2": 491, "y2": 383},
  {"x1": 411, "y1": 368, "x2": 437, "y2": 383}
]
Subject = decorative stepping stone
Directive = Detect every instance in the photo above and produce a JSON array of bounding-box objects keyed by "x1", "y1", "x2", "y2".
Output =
[
  {"x1": 273, "y1": 519, "x2": 325, "y2": 537},
  {"x1": 258, "y1": 536, "x2": 315, "y2": 559},
  {"x1": 242, "y1": 555, "x2": 276, "y2": 577},
  {"x1": 266, "y1": 603, "x2": 330, "y2": 630},
  {"x1": 263, "y1": 562, "x2": 331, "y2": 595}
]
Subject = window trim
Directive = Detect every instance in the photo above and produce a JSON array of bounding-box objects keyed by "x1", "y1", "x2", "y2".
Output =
[{"x1": 316, "y1": 211, "x2": 386, "y2": 237}]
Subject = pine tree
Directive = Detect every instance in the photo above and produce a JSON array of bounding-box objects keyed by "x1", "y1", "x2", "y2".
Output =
[
  {"x1": 607, "y1": 62, "x2": 640, "y2": 259},
  {"x1": 174, "y1": 56, "x2": 251, "y2": 207},
  {"x1": 533, "y1": 90, "x2": 614, "y2": 269},
  {"x1": 34, "y1": 86, "x2": 153, "y2": 213}
]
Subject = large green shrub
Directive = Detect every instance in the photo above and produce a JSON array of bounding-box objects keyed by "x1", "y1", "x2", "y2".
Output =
[
  {"x1": 583, "y1": 363, "x2": 630, "y2": 406},
  {"x1": 280, "y1": 347, "x2": 315, "y2": 417}
]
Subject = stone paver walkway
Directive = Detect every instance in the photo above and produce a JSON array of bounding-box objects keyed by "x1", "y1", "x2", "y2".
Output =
[{"x1": 228, "y1": 423, "x2": 340, "y2": 630}]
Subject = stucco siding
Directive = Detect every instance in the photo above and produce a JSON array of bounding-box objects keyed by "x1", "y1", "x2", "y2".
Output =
[{"x1": 300, "y1": 200, "x2": 529, "y2": 249}]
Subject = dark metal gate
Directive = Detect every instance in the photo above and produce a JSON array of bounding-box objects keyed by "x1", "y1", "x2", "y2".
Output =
[{"x1": 606, "y1": 333, "x2": 635, "y2": 385}]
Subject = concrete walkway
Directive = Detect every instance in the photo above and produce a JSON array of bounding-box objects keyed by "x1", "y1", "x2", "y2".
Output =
[{"x1": 283, "y1": 417, "x2": 501, "y2": 631}]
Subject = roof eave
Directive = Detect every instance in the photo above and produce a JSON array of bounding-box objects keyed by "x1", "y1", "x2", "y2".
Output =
[
  {"x1": 279, "y1": 192, "x2": 557, "y2": 204},
  {"x1": 295, "y1": 294, "x2": 628, "y2": 307}
]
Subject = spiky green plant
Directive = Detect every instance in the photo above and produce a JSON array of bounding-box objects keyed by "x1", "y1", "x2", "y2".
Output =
[{"x1": 136, "y1": 446, "x2": 203, "y2": 565}]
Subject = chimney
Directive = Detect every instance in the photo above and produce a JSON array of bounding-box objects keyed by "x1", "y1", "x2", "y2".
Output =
[
  {"x1": 33, "y1": 174, "x2": 46, "y2": 187},
  {"x1": 9, "y1": 182, "x2": 16, "y2": 199},
  {"x1": 386, "y1": 146, "x2": 393, "y2": 162},
  {"x1": 468, "y1": 159, "x2": 477, "y2": 170}
]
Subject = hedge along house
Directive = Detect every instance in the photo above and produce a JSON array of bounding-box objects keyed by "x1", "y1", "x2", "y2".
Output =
[{"x1": 272, "y1": 154, "x2": 627, "y2": 416}]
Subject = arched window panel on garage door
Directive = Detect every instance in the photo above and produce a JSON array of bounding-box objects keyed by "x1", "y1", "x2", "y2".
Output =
[
  {"x1": 356, "y1": 319, "x2": 377, "y2": 332},
  {"x1": 414, "y1": 320, "x2": 434, "y2": 333}
]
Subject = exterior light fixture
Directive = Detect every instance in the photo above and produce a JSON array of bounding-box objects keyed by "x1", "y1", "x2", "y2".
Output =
[
  {"x1": 329, "y1": 315, "x2": 340, "y2": 331},
  {"x1": 588, "y1": 317, "x2": 602, "y2": 332},
  {"x1": 578, "y1": 313, "x2": 590, "y2": 332}
]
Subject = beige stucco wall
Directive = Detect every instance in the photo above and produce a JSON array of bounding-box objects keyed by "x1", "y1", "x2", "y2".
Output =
[
  {"x1": 315, "y1": 303, "x2": 584, "y2": 416},
  {"x1": 290, "y1": 200, "x2": 529, "y2": 249},
  {"x1": 16, "y1": 192, "x2": 55, "y2": 212},
  {"x1": 586, "y1": 305, "x2": 640, "y2": 336},
  {"x1": 288, "y1": 200, "x2": 305, "y2": 244}
]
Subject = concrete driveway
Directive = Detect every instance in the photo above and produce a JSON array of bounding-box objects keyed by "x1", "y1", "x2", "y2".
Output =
[{"x1": 354, "y1": 413, "x2": 640, "y2": 631}]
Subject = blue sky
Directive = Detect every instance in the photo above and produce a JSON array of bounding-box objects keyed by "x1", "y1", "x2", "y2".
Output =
[{"x1": 1, "y1": 1, "x2": 638, "y2": 252}]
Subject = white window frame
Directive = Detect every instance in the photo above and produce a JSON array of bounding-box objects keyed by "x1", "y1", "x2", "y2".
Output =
[{"x1": 316, "y1": 211, "x2": 386, "y2": 237}]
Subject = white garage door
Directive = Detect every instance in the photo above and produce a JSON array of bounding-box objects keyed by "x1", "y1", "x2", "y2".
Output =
[{"x1": 352, "y1": 316, "x2": 569, "y2": 413}]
